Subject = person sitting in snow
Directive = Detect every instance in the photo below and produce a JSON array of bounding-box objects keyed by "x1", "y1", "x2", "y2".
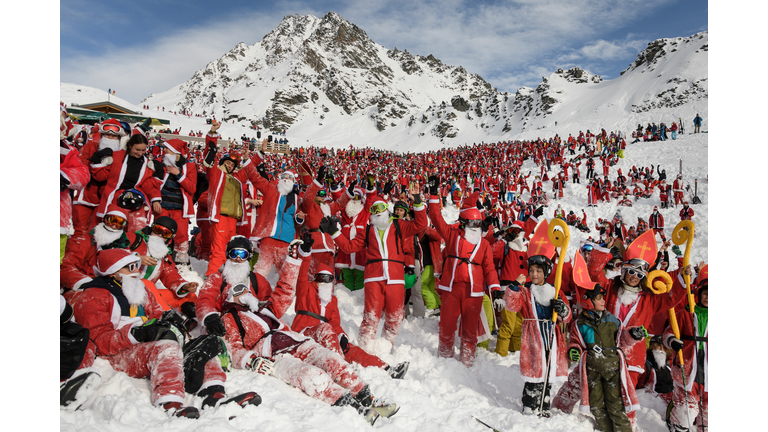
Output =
[
  {"x1": 289, "y1": 232, "x2": 410, "y2": 379},
  {"x1": 197, "y1": 235, "x2": 398, "y2": 425}
]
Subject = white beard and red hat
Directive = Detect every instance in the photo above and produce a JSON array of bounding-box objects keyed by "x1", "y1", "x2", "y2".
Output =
[
  {"x1": 277, "y1": 169, "x2": 298, "y2": 196},
  {"x1": 93, "y1": 248, "x2": 145, "y2": 305}
]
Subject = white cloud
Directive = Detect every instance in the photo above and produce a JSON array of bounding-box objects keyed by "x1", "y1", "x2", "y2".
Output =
[
  {"x1": 60, "y1": 0, "x2": 678, "y2": 101},
  {"x1": 578, "y1": 39, "x2": 648, "y2": 61}
]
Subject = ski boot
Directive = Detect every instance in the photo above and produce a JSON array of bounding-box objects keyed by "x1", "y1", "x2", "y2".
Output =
[
  {"x1": 333, "y1": 392, "x2": 379, "y2": 425},
  {"x1": 199, "y1": 385, "x2": 262, "y2": 409},
  {"x1": 162, "y1": 402, "x2": 200, "y2": 419}
]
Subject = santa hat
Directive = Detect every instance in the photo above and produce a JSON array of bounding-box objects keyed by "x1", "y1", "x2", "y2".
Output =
[
  {"x1": 315, "y1": 263, "x2": 334, "y2": 277},
  {"x1": 369, "y1": 195, "x2": 388, "y2": 208},
  {"x1": 163, "y1": 138, "x2": 189, "y2": 158},
  {"x1": 510, "y1": 220, "x2": 525, "y2": 231},
  {"x1": 93, "y1": 248, "x2": 140, "y2": 277},
  {"x1": 460, "y1": 191, "x2": 482, "y2": 219},
  {"x1": 105, "y1": 203, "x2": 127, "y2": 221}
]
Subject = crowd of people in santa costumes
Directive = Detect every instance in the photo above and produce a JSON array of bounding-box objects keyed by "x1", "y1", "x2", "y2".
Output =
[{"x1": 60, "y1": 105, "x2": 706, "y2": 430}]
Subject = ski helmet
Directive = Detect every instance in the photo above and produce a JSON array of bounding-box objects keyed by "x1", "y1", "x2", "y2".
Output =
[
  {"x1": 579, "y1": 283, "x2": 607, "y2": 311},
  {"x1": 152, "y1": 216, "x2": 178, "y2": 236},
  {"x1": 527, "y1": 254, "x2": 553, "y2": 278},
  {"x1": 117, "y1": 189, "x2": 146, "y2": 211},
  {"x1": 226, "y1": 235, "x2": 253, "y2": 257}
]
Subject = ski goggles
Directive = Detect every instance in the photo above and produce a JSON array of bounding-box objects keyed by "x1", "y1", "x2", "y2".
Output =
[
  {"x1": 151, "y1": 224, "x2": 175, "y2": 239},
  {"x1": 314, "y1": 273, "x2": 334, "y2": 283},
  {"x1": 231, "y1": 283, "x2": 249, "y2": 297},
  {"x1": 316, "y1": 189, "x2": 328, "y2": 198},
  {"x1": 101, "y1": 124, "x2": 121, "y2": 135},
  {"x1": 227, "y1": 248, "x2": 251, "y2": 261},
  {"x1": 369, "y1": 202, "x2": 388, "y2": 215},
  {"x1": 581, "y1": 244, "x2": 594, "y2": 253},
  {"x1": 104, "y1": 214, "x2": 127, "y2": 229},
  {"x1": 279, "y1": 173, "x2": 295, "y2": 180},
  {"x1": 394, "y1": 202, "x2": 409, "y2": 212},
  {"x1": 462, "y1": 219, "x2": 483, "y2": 229}
]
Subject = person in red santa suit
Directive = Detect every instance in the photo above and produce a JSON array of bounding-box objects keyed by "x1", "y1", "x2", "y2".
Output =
[
  {"x1": 298, "y1": 165, "x2": 351, "y2": 275},
  {"x1": 502, "y1": 219, "x2": 572, "y2": 417},
  {"x1": 290, "y1": 236, "x2": 410, "y2": 379},
  {"x1": 91, "y1": 133, "x2": 161, "y2": 231},
  {"x1": 60, "y1": 106, "x2": 90, "y2": 264},
  {"x1": 664, "y1": 265, "x2": 708, "y2": 432},
  {"x1": 336, "y1": 184, "x2": 376, "y2": 291},
  {"x1": 584, "y1": 230, "x2": 690, "y2": 395},
  {"x1": 679, "y1": 202, "x2": 694, "y2": 221},
  {"x1": 648, "y1": 206, "x2": 666, "y2": 241},
  {"x1": 201, "y1": 122, "x2": 260, "y2": 276},
  {"x1": 66, "y1": 249, "x2": 203, "y2": 418},
  {"x1": 201, "y1": 237, "x2": 397, "y2": 425},
  {"x1": 425, "y1": 179, "x2": 502, "y2": 367},
  {"x1": 673, "y1": 174, "x2": 685, "y2": 206},
  {"x1": 151, "y1": 138, "x2": 197, "y2": 267},
  {"x1": 329, "y1": 183, "x2": 427, "y2": 354}
]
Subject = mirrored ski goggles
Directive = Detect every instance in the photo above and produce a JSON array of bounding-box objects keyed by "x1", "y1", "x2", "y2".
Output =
[
  {"x1": 231, "y1": 283, "x2": 249, "y2": 297},
  {"x1": 151, "y1": 224, "x2": 175, "y2": 239},
  {"x1": 316, "y1": 190, "x2": 328, "y2": 198},
  {"x1": 462, "y1": 219, "x2": 483, "y2": 229},
  {"x1": 369, "y1": 203, "x2": 388, "y2": 215},
  {"x1": 581, "y1": 244, "x2": 594, "y2": 253},
  {"x1": 104, "y1": 214, "x2": 127, "y2": 229},
  {"x1": 314, "y1": 273, "x2": 334, "y2": 283},
  {"x1": 122, "y1": 261, "x2": 140, "y2": 273},
  {"x1": 227, "y1": 248, "x2": 251, "y2": 261},
  {"x1": 101, "y1": 124, "x2": 121, "y2": 134}
]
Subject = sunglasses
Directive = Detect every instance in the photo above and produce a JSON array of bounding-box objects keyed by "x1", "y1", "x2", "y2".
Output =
[
  {"x1": 231, "y1": 283, "x2": 249, "y2": 297},
  {"x1": 315, "y1": 273, "x2": 334, "y2": 283},
  {"x1": 369, "y1": 203, "x2": 388, "y2": 215},
  {"x1": 104, "y1": 214, "x2": 127, "y2": 229},
  {"x1": 228, "y1": 248, "x2": 251, "y2": 260},
  {"x1": 151, "y1": 224, "x2": 175, "y2": 239},
  {"x1": 624, "y1": 268, "x2": 646, "y2": 278},
  {"x1": 463, "y1": 219, "x2": 483, "y2": 229},
  {"x1": 124, "y1": 262, "x2": 140, "y2": 273}
]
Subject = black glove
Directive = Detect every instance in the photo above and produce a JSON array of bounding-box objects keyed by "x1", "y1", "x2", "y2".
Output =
[
  {"x1": 131, "y1": 321, "x2": 178, "y2": 343},
  {"x1": 508, "y1": 281, "x2": 521, "y2": 292},
  {"x1": 533, "y1": 206, "x2": 544, "y2": 218},
  {"x1": 482, "y1": 216, "x2": 493, "y2": 232},
  {"x1": 89, "y1": 147, "x2": 113, "y2": 164},
  {"x1": 428, "y1": 175, "x2": 439, "y2": 196},
  {"x1": 316, "y1": 165, "x2": 326, "y2": 184},
  {"x1": 668, "y1": 337, "x2": 684, "y2": 352},
  {"x1": 382, "y1": 180, "x2": 394, "y2": 195},
  {"x1": 203, "y1": 314, "x2": 227, "y2": 337},
  {"x1": 339, "y1": 334, "x2": 350, "y2": 354},
  {"x1": 553, "y1": 298, "x2": 569, "y2": 318},
  {"x1": 504, "y1": 230, "x2": 518, "y2": 243},
  {"x1": 60, "y1": 174, "x2": 70, "y2": 191},
  {"x1": 257, "y1": 163, "x2": 269, "y2": 180},
  {"x1": 319, "y1": 216, "x2": 339, "y2": 235},
  {"x1": 300, "y1": 230, "x2": 314, "y2": 253},
  {"x1": 347, "y1": 179, "x2": 358, "y2": 196},
  {"x1": 476, "y1": 200, "x2": 484, "y2": 210},
  {"x1": 629, "y1": 326, "x2": 648, "y2": 341}
]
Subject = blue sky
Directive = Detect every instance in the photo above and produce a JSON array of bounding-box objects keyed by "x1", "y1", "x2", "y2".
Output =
[{"x1": 60, "y1": 0, "x2": 708, "y2": 103}]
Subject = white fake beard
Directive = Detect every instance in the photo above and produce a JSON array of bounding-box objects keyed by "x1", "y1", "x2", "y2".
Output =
[
  {"x1": 319, "y1": 202, "x2": 331, "y2": 217},
  {"x1": 346, "y1": 199, "x2": 364, "y2": 218},
  {"x1": 120, "y1": 273, "x2": 147, "y2": 306},
  {"x1": 277, "y1": 179, "x2": 294, "y2": 196},
  {"x1": 163, "y1": 153, "x2": 177, "y2": 167},
  {"x1": 221, "y1": 259, "x2": 251, "y2": 286},
  {"x1": 98, "y1": 136, "x2": 121, "y2": 152},
  {"x1": 605, "y1": 269, "x2": 621, "y2": 279},
  {"x1": 652, "y1": 349, "x2": 668, "y2": 368},
  {"x1": 92, "y1": 223, "x2": 123, "y2": 248},
  {"x1": 508, "y1": 236, "x2": 527, "y2": 252},
  {"x1": 618, "y1": 286, "x2": 640, "y2": 306},
  {"x1": 530, "y1": 282, "x2": 556, "y2": 307},
  {"x1": 370, "y1": 211, "x2": 391, "y2": 230},
  {"x1": 464, "y1": 227, "x2": 482, "y2": 245},
  {"x1": 146, "y1": 234, "x2": 170, "y2": 259},
  {"x1": 317, "y1": 282, "x2": 333, "y2": 305}
]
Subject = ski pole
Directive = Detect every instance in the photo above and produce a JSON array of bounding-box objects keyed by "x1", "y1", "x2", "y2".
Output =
[{"x1": 473, "y1": 416, "x2": 502, "y2": 432}]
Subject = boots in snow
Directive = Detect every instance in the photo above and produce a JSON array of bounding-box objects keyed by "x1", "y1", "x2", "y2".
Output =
[
  {"x1": 199, "y1": 385, "x2": 262, "y2": 409},
  {"x1": 162, "y1": 402, "x2": 200, "y2": 419},
  {"x1": 333, "y1": 392, "x2": 379, "y2": 425},
  {"x1": 387, "y1": 361, "x2": 410, "y2": 380},
  {"x1": 60, "y1": 370, "x2": 101, "y2": 411}
]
